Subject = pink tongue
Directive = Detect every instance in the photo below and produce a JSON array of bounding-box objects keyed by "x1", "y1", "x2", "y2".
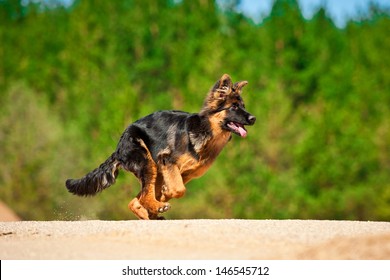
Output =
[{"x1": 238, "y1": 126, "x2": 247, "y2": 138}]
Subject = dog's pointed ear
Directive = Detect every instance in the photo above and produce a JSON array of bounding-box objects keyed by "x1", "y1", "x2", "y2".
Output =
[
  {"x1": 211, "y1": 74, "x2": 233, "y2": 100},
  {"x1": 233, "y1": 81, "x2": 248, "y2": 94}
]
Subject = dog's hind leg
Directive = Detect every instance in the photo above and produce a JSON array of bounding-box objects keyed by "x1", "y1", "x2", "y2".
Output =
[
  {"x1": 138, "y1": 165, "x2": 171, "y2": 215},
  {"x1": 121, "y1": 137, "x2": 170, "y2": 219},
  {"x1": 128, "y1": 193, "x2": 166, "y2": 220},
  {"x1": 128, "y1": 193, "x2": 149, "y2": 220},
  {"x1": 128, "y1": 194, "x2": 166, "y2": 220},
  {"x1": 136, "y1": 140, "x2": 171, "y2": 216}
]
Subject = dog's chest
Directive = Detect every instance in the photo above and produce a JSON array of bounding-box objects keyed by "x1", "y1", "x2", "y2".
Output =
[{"x1": 179, "y1": 131, "x2": 231, "y2": 182}]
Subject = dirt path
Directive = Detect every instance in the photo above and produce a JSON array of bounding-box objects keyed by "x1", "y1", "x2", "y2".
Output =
[{"x1": 1, "y1": 220, "x2": 390, "y2": 259}]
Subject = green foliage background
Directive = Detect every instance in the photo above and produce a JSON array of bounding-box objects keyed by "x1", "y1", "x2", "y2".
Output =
[{"x1": 1, "y1": 0, "x2": 389, "y2": 221}]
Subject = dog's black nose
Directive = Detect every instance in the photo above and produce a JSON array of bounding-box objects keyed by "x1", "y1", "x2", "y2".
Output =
[{"x1": 248, "y1": 115, "x2": 256, "y2": 125}]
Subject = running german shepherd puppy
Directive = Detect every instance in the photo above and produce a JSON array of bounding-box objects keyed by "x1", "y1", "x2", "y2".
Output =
[{"x1": 66, "y1": 74, "x2": 256, "y2": 219}]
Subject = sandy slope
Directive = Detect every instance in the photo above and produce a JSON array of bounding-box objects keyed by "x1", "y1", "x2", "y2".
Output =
[
  {"x1": 1, "y1": 220, "x2": 390, "y2": 260},
  {"x1": 0, "y1": 202, "x2": 21, "y2": 222}
]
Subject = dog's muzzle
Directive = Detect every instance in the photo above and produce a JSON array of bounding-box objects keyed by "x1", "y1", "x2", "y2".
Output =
[{"x1": 247, "y1": 115, "x2": 256, "y2": 125}]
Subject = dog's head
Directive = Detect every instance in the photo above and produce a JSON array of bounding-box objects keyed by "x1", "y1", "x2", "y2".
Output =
[{"x1": 201, "y1": 74, "x2": 256, "y2": 138}]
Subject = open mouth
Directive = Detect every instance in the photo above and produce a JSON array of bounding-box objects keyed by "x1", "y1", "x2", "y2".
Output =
[{"x1": 227, "y1": 122, "x2": 247, "y2": 138}]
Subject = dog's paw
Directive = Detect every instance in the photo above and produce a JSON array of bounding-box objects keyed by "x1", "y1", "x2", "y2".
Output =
[
  {"x1": 158, "y1": 203, "x2": 171, "y2": 213},
  {"x1": 128, "y1": 198, "x2": 150, "y2": 220}
]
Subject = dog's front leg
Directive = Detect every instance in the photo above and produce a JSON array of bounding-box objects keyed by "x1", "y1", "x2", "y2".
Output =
[{"x1": 159, "y1": 163, "x2": 186, "y2": 202}]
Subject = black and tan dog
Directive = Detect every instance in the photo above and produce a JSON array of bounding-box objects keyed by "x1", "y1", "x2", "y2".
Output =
[{"x1": 66, "y1": 74, "x2": 256, "y2": 219}]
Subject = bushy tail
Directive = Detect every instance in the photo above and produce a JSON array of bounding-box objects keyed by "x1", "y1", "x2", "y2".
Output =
[{"x1": 66, "y1": 153, "x2": 120, "y2": 196}]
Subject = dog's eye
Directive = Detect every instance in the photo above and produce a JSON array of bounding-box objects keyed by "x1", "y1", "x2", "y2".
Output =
[{"x1": 231, "y1": 104, "x2": 238, "y2": 110}]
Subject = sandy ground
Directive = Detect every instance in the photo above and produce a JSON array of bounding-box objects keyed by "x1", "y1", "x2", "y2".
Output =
[{"x1": 1, "y1": 219, "x2": 390, "y2": 260}]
